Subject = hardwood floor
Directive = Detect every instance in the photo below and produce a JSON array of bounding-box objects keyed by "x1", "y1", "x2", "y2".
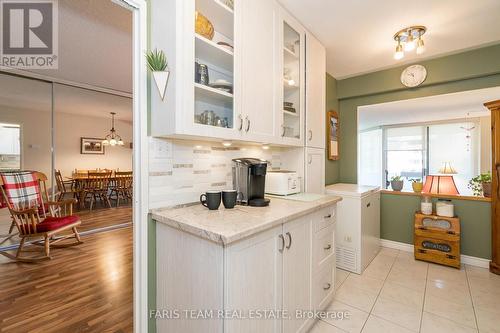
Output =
[
  {"x1": 0, "y1": 227, "x2": 133, "y2": 333},
  {"x1": 0, "y1": 206, "x2": 132, "y2": 248}
]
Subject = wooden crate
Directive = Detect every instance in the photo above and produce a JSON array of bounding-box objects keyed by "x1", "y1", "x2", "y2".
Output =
[{"x1": 414, "y1": 213, "x2": 461, "y2": 268}]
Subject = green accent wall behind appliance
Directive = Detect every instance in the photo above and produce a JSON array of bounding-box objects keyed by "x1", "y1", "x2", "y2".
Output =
[{"x1": 328, "y1": 43, "x2": 500, "y2": 260}]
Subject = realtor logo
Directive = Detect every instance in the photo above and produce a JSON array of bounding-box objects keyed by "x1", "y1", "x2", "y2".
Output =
[{"x1": 0, "y1": 0, "x2": 58, "y2": 69}]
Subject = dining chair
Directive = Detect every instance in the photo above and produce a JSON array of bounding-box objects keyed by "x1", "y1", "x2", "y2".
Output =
[
  {"x1": 0, "y1": 171, "x2": 82, "y2": 262},
  {"x1": 109, "y1": 171, "x2": 133, "y2": 207},
  {"x1": 55, "y1": 169, "x2": 82, "y2": 203},
  {"x1": 82, "y1": 171, "x2": 113, "y2": 210}
]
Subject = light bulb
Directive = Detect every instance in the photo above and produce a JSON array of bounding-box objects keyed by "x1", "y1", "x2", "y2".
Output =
[
  {"x1": 404, "y1": 36, "x2": 415, "y2": 51},
  {"x1": 109, "y1": 139, "x2": 117, "y2": 146},
  {"x1": 222, "y1": 141, "x2": 232, "y2": 147},
  {"x1": 288, "y1": 79, "x2": 295, "y2": 86},
  {"x1": 118, "y1": 140, "x2": 124, "y2": 146},
  {"x1": 262, "y1": 144, "x2": 270, "y2": 150},
  {"x1": 416, "y1": 38, "x2": 425, "y2": 55},
  {"x1": 102, "y1": 140, "x2": 109, "y2": 146},
  {"x1": 394, "y1": 44, "x2": 404, "y2": 60}
]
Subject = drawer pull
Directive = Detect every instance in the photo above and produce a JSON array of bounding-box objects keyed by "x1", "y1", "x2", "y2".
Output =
[
  {"x1": 366, "y1": 202, "x2": 371, "y2": 207},
  {"x1": 324, "y1": 214, "x2": 332, "y2": 219},
  {"x1": 323, "y1": 283, "x2": 331, "y2": 290},
  {"x1": 324, "y1": 244, "x2": 332, "y2": 250}
]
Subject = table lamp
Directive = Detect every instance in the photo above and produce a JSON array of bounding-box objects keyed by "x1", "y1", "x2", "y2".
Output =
[{"x1": 422, "y1": 162, "x2": 459, "y2": 195}]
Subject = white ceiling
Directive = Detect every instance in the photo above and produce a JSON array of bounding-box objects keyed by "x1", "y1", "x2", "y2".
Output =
[
  {"x1": 26, "y1": 0, "x2": 132, "y2": 93},
  {"x1": 0, "y1": 74, "x2": 132, "y2": 122},
  {"x1": 279, "y1": 0, "x2": 500, "y2": 79},
  {"x1": 358, "y1": 87, "x2": 500, "y2": 131}
]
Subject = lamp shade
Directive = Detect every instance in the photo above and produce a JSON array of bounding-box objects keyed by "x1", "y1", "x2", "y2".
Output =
[
  {"x1": 438, "y1": 162, "x2": 457, "y2": 174},
  {"x1": 422, "y1": 175, "x2": 459, "y2": 195}
]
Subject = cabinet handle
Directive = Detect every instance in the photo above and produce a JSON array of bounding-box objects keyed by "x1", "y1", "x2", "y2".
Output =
[
  {"x1": 308, "y1": 130, "x2": 313, "y2": 141},
  {"x1": 366, "y1": 202, "x2": 371, "y2": 207},
  {"x1": 323, "y1": 283, "x2": 331, "y2": 290},
  {"x1": 324, "y1": 244, "x2": 332, "y2": 250},
  {"x1": 324, "y1": 214, "x2": 332, "y2": 219},
  {"x1": 278, "y1": 234, "x2": 285, "y2": 253},
  {"x1": 245, "y1": 116, "x2": 250, "y2": 132},
  {"x1": 281, "y1": 125, "x2": 285, "y2": 137},
  {"x1": 238, "y1": 114, "x2": 243, "y2": 131},
  {"x1": 308, "y1": 156, "x2": 312, "y2": 164},
  {"x1": 285, "y1": 232, "x2": 292, "y2": 249}
]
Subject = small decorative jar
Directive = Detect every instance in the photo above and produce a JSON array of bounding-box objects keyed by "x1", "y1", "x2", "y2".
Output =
[{"x1": 421, "y1": 196, "x2": 433, "y2": 215}]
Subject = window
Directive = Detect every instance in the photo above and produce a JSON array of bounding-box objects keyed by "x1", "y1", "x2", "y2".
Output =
[
  {"x1": 359, "y1": 119, "x2": 480, "y2": 195},
  {"x1": 385, "y1": 126, "x2": 426, "y2": 191},
  {"x1": 0, "y1": 123, "x2": 21, "y2": 171}
]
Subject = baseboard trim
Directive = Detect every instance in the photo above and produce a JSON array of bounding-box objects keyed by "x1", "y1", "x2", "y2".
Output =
[{"x1": 380, "y1": 238, "x2": 490, "y2": 269}]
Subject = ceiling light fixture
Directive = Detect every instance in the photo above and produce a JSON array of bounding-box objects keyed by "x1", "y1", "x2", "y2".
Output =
[
  {"x1": 102, "y1": 112, "x2": 124, "y2": 146},
  {"x1": 393, "y1": 26, "x2": 427, "y2": 60}
]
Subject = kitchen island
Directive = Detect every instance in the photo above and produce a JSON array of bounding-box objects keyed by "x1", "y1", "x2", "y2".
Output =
[{"x1": 152, "y1": 195, "x2": 341, "y2": 333}]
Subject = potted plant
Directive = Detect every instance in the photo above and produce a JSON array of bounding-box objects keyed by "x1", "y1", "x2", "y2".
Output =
[
  {"x1": 468, "y1": 172, "x2": 492, "y2": 197},
  {"x1": 411, "y1": 178, "x2": 423, "y2": 193},
  {"x1": 146, "y1": 49, "x2": 169, "y2": 100},
  {"x1": 390, "y1": 175, "x2": 404, "y2": 191}
]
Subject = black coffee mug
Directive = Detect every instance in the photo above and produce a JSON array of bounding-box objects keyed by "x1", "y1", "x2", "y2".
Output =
[
  {"x1": 222, "y1": 190, "x2": 237, "y2": 209},
  {"x1": 200, "y1": 191, "x2": 221, "y2": 210}
]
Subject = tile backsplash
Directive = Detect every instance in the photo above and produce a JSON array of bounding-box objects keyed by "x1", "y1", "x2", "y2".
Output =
[{"x1": 148, "y1": 137, "x2": 303, "y2": 209}]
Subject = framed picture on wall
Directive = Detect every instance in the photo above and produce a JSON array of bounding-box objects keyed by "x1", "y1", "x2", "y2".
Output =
[
  {"x1": 81, "y1": 137, "x2": 105, "y2": 155},
  {"x1": 327, "y1": 110, "x2": 339, "y2": 160}
]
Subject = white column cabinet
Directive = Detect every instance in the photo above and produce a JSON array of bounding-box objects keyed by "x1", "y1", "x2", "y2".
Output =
[{"x1": 305, "y1": 33, "x2": 326, "y2": 149}]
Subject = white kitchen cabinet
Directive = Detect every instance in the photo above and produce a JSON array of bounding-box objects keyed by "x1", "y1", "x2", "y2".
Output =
[
  {"x1": 225, "y1": 225, "x2": 283, "y2": 333},
  {"x1": 283, "y1": 216, "x2": 312, "y2": 333},
  {"x1": 150, "y1": 0, "x2": 327, "y2": 149},
  {"x1": 155, "y1": 201, "x2": 338, "y2": 332},
  {"x1": 236, "y1": 0, "x2": 278, "y2": 143},
  {"x1": 305, "y1": 147, "x2": 325, "y2": 194},
  {"x1": 305, "y1": 33, "x2": 326, "y2": 149}
]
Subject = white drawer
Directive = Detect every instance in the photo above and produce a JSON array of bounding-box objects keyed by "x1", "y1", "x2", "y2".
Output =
[
  {"x1": 313, "y1": 224, "x2": 334, "y2": 273},
  {"x1": 313, "y1": 205, "x2": 336, "y2": 232},
  {"x1": 313, "y1": 260, "x2": 335, "y2": 311}
]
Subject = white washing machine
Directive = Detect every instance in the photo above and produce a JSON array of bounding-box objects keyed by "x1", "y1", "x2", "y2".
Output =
[{"x1": 325, "y1": 183, "x2": 380, "y2": 274}]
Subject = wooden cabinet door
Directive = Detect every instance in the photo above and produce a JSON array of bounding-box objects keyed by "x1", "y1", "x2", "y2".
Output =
[
  {"x1": 283, "y1": 217, "x2": 312, "y2": 333},
  {"x1": 239, "y1": 0, "x2": 277, "y2": 141},
  {"x1": 305, "y1": 33, "x2": 326, "y2": 149},
  {"x1": 305, "y1": 147, "x2": 325, "y2": 194},
  {"x1": 224, "y1": 225, "x2": 283, "y2": 333}
]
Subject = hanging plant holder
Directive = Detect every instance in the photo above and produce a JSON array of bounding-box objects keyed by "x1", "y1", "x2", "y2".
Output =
[
  {"x1": 146, "y1": 49, "x2": 169, "y2": 101},
  {"x1": 152, "y1": 71, "x2": 170, "y2": 101}
]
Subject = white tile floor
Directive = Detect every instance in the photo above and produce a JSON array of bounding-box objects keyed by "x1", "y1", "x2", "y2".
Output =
[{"x1": 310, "y1": 247, "x2": 500, "y2": 333}]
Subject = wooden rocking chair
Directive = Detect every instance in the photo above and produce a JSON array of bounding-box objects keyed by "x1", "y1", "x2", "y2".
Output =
[{"x1": 0, "y1": 171, "x2": 83, "y2": 262}]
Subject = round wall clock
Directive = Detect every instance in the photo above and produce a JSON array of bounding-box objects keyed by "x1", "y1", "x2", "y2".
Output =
[{"x1": 400, "y1": 64, "x2": 427, "y2": 87}]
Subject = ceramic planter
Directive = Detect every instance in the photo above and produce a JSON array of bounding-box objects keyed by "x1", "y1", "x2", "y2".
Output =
[
  {"x1": 412, "y1": 182, "x2": 423, "y2": 193},
  {"x1": 482, "y1": 182, "x2": 492, "y2": 198},
  {"x1": 391, "y1": 180, "x2": 404, "y2": 191},
  {"x1": 152, "y1": 71, "x2": 170, "y2": 101}
]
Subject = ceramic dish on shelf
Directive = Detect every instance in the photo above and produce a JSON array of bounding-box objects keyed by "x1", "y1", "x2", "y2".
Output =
[
  {"x1": 210, "y1": 79, "x2": 233, "y2": 94},
  {"x1": 217, "y1": 41, "x2": 234, "y2": 52}
]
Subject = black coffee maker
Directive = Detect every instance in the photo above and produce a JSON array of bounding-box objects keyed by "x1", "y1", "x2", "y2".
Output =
[{"x1": 232, "y1": 158, "x2": 270, "y2": 207}]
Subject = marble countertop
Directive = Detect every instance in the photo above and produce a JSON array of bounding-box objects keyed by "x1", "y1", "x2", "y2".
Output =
[{"x1": 151, "y1": 195, "x2": 342, "y2": 245}]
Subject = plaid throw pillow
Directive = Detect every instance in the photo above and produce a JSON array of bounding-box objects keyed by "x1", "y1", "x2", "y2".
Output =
[{"x1": 0, "y1": 171, "x2": 44, "y2": 212}]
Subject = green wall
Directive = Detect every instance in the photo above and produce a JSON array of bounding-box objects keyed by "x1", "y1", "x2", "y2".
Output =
[
  {"x1": 381, "y1": 194, "x2": 491, "y2": 259},
  {"x1": 325, "y1": 74, "x2": 340, "y2": 184},
  {"x1": 327, "y1": 43, "x2": 500, "y2": 259}
]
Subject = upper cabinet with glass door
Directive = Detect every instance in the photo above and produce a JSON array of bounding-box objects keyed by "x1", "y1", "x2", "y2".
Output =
[
  {"x1": 150, "y1": 0, "x2": 237, "y2": 140},
  {"x1": 279, "y1": 10, "x2": 305, "y2": 145}
]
